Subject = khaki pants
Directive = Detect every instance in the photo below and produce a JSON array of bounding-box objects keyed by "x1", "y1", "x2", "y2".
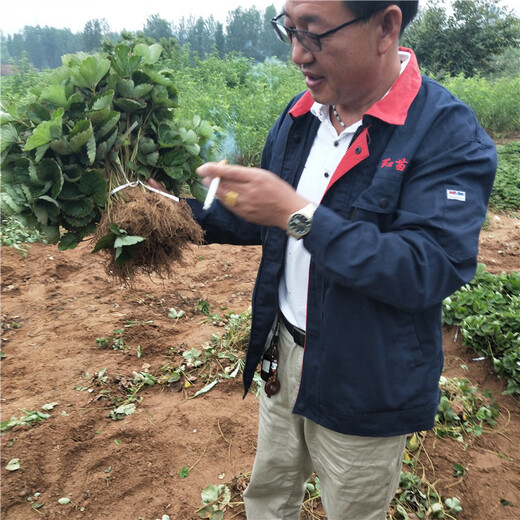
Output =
[{"x1": 243, "y1": 322, "x2": 406, "y2": 520}]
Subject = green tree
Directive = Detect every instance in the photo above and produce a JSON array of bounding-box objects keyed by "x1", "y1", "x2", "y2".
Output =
[
  {"x1": 191, "y1": 16, "x2": 214, "y2": 57},
  {"x1": 175, "y1": 15, "x2": 218, "y2": 58},
  {"x1": 4, "y1": 27, "x2": 81, "y2": 69},
  {"x1": 83, "y1": 18, "x2": 110, "y2": 52},
  {"x1": 1, "y1": 33, "x2": 12, "y2": 62},
  {"x1": 225, "y1": 6, "x2": 263, "y2": 59},
  {"x1": 4, "y1": 33, "x2": 25, "y2": 62},
  {"x1": 403, "y1": 0, "x2": 520, "y2": 77},
  {"x1": 401, "y1": 2, "x2": 450, "y2": 76},
  {"x1": 43, "y1": 27, "x2": 80, "y2": 68},
  {"x1": 143, "y1": 14, "x2": 174, "y2": 41},
  {"x1": 492, "y1": 46, "x2": 520, "y2": 77},
  {"x1": 215, "y1": 22, "x2": 226, "y2": 57},
  {"x1": 19, "y1": 26, "x2": 45, "y2": 68},
  {"x1": 261, "y1": 4, "x2": 290, "y2": 60}
]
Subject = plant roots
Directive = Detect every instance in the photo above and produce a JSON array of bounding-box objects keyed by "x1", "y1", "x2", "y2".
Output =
[{"x1": 94, "y1": 187, "x2": 204, "y2": 281}]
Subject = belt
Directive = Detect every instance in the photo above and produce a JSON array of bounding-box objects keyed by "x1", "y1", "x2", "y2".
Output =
[{"x1": 280, "y1": 312, "x2": 306, "y2": 347}]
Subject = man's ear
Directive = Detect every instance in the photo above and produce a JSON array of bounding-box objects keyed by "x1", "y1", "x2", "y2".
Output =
[{"x1": 377, "y1": 5, "x2": 402, "y2": 54}]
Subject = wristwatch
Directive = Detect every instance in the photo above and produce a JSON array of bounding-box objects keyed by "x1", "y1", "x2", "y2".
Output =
[{"x1": 287, "y1": 203, "x2": 317, "y2": 238}]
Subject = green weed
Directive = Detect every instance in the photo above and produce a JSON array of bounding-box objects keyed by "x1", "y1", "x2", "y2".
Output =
[
  {"x1": 443, "y1": 73, "x2": 520, "y2": 138},
  {"x1": 96, "y1": 328, "x2": 127, "y2": 351},
  {"x1": 435, "y1": 376, "x2": 499, "y2": 441},
  {"x1": 389, "y1": 471, "x2": 461, "y2": 519},
  {"x1": 490, "y1": 142, "x2": 520, "y2": 213},
  {"x1": 443, "y1": 265, "x2": 520, "y2": 398},
  {"x1": 197, "y1": 483, "x2": 232, "y2": 519},
  {"x1": 1, "y1": 402, "x2": 58, "y2": 432},
  {"x1": 0, "y1": 217, "x2": 47, "y2": 256}
]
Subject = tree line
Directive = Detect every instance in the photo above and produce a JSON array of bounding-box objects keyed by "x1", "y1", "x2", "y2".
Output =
[
  {"x1": 1, "y1": 5, "x2": 288, "y2": 71},
  {"x1": 1, "y1": 0, "x2": 519, "y2": 78}
]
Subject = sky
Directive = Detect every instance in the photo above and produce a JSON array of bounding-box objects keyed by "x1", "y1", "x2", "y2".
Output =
[
  {"x1": 1, "y1": 0, "x2": 519, "y2": 37},
  {"x1": 0, "y1": 0, "x2": 282, "y2": 36}
]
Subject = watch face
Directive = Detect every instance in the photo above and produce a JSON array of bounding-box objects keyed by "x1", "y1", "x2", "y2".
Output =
[{"x1": 289, "y1": 214, "x2": 311, "y2": 236}]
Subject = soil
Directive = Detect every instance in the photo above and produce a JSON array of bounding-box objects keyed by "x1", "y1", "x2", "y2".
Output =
[{"x1": 1, "y1": 211, "x2": 519, "y2": 520}]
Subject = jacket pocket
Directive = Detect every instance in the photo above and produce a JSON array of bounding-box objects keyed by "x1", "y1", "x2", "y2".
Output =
[
  {"x1": 316, "y1": 304, "x2": 425, "y2": 416},
  {"x1": 350, "y1": 175, "x2": 403, "y2": 228}
]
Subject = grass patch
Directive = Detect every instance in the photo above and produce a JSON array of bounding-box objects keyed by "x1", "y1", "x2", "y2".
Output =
[
  {"x1": 0, "y1": 216, "x2": 47, "y2": 256},
  {"x1": 443, "y1": 265, "x2": 520, "y2": 398},
  {"x1": 490, "y1": 141, "x2": 520, "y2": 213}
]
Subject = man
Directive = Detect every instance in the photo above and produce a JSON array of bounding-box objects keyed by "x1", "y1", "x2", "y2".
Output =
[{"x1": 154, "y1": 1, "x2": 496, "y2": 518}]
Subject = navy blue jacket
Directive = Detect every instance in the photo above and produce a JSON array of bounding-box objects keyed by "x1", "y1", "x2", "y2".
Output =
[{"x1": 188, "y1": 49, "x2": 496, "y2": 437}]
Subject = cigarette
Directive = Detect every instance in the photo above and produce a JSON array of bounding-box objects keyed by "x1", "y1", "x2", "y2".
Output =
[
  {"x1": 202, "y1": 160, "x2": 227, "y2": 210},
  {"x1": 203, "y1": 177, "x2": 220, "y2": 210}
]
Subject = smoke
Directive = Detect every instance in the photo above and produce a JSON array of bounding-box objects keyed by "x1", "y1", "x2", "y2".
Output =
[{"x1": 203, "y1": 128, "x2": 239, "y2": 163}]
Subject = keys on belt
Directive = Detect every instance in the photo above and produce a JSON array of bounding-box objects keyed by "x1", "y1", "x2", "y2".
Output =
[
  {"x1": 261, "y1": 322, "x2": 281, "y2": 397},
  {"x1": 260, "y1": 313, "x2": 306, "y2": 398}
]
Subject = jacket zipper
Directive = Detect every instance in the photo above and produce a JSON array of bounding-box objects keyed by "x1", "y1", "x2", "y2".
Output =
[
  {"x1": 296, "y1": 120, "x2": 366, "y2": 406},
  {"x1": 347, "y1": 123, "x2": 368, "y2": 222}
]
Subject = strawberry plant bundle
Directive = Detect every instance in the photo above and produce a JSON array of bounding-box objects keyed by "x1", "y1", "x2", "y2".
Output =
[{"x1": 1, "y1": 42, "x2": 214, "y2": 278}]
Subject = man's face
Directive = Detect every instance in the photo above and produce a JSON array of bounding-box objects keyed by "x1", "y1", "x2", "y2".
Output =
[{"x1": 283, "y1": 0, "x2": 381, "y2": 108}]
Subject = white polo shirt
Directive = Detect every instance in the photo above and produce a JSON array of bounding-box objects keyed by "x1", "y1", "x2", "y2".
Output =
[
  {"x1": 278, "y1": 110, "x2": 361, "y2": 330},
  {"x1": 278, "y1": 51, "x2": 411, "y2": 330}
]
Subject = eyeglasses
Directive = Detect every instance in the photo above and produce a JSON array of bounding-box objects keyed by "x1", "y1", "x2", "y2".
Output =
[{"x1": 271, "y1": 12, "x2": 372, "y2": 53}]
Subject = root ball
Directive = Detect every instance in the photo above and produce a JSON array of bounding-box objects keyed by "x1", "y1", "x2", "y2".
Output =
[{"x1": 93, "y1": 187, "x2": 204, "y2": 280}]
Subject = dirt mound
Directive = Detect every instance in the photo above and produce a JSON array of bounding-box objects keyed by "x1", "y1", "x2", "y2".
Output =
[{"x1": 1, "y1": 212, "x2": 519, "y2": 520}]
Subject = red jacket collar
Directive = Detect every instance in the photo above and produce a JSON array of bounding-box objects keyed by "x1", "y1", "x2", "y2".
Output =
[
  {"x1": 289, "y1": 47, "x2": 422, "y2": 125},
  {"x1": 290, "y1": 90, "x2": 315, "y2": 118}
]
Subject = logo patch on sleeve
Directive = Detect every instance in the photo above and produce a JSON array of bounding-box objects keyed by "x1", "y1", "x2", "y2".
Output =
[{"x1": 447, "y1": 189, "x2": 466, "y2": 202}]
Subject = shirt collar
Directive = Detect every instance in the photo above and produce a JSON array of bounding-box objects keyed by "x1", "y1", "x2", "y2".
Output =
[
  {"x1": 310, "y1": 102, "x2": 362, "y2": 136},
  {"x1": 290, "y1": 47, "x2": 421, "y2": 126}
]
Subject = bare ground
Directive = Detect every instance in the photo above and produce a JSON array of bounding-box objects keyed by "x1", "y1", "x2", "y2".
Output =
[{"x1": 1, "y1": 211, "x2": 519, "y2": 520}]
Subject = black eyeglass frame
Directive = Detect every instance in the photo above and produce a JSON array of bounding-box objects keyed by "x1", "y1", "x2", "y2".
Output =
[{"x1": 271, "y1": 12, "x2": 373, "y2": 53}]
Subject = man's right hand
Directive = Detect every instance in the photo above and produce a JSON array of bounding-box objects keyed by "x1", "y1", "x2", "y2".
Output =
[{"x1": 147, "y1": 178, "x2": 168, "y2": 193}]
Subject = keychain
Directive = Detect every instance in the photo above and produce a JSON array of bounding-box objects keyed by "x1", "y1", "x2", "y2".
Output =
[
  {"x1": 264, "y1": 349, "x2": 280, "y2": 397},
  {"x1": 261, "y1": 322, "x2": 281, "y2": 397}
]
